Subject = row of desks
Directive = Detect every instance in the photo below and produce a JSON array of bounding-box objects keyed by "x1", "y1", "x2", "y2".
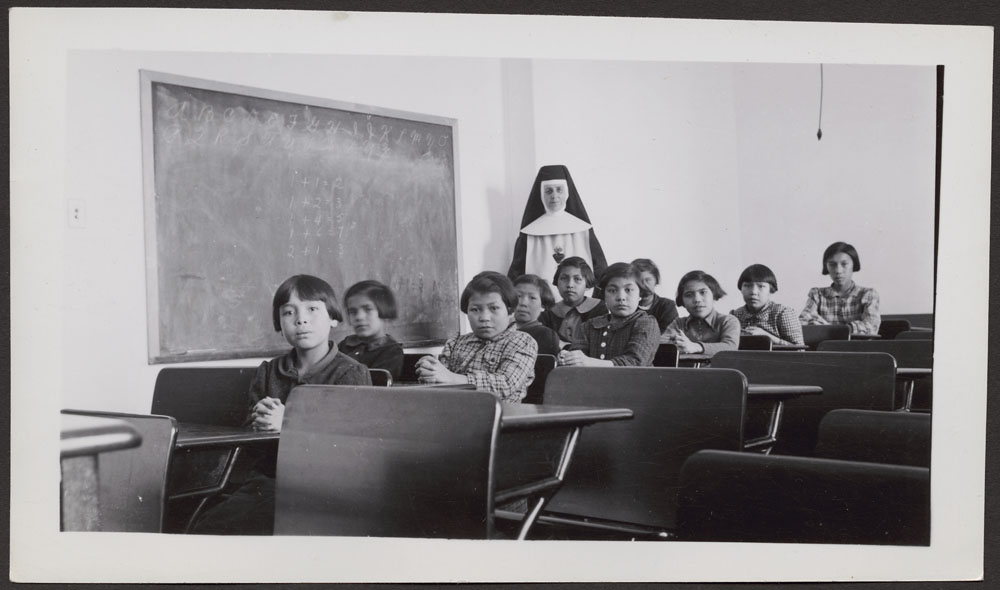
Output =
[
  {"x1": 171, "y1": 383, "x2": 820, "y2": 538},
  {"x1": 174, "y1": 385, "x2": 818, "y2": 449},
  {"x1": 175, "y1": 403, "x2": 633, "y2": 539}
]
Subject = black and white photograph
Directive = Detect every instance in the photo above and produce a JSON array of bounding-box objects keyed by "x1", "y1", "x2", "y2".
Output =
[{"x1": 9, "y1": 7, "x2": 992, "y2": 583}]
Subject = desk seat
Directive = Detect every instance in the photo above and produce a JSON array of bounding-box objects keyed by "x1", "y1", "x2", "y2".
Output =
[
  {"x1": 801, "y1": 324, "x2": 850, "y2": 350},
  {"x1": 677, "y1": 449, "x2": 930, "y2": 545},
  {"x1": 712, "y1": 351, "x2": 897, "y2": 456},
  {"x1": 816, "y1": 409, "x2": 931, "y2": 467},
  {"x1": 816, "y1": 339, "x2": 933, "y2": 411},
  {"x1": 538, "y1": 367, "x2": 746, "y2": 538},
  {"x1": 61, "y1": 410, "x2": 176, "y2": 532},
  {"x1": 151, "y1": 366, "x2": 258, "y2": 532},
  {"x1": 274, "y1": 385, "x2": 501, "y2": 538}
]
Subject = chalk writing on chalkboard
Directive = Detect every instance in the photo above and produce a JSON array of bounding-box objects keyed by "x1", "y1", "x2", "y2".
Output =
[{"x1": 140, "y1": 71, "x2": 461, "y2": 364}]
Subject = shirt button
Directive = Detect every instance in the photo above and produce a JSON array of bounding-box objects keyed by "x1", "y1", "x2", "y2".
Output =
[
  {"x1": 599, "y1": 354, "x2": 605, "y2": 359},
  {"x1": 600, "y1": 342, "x2": 607, "y2": 348},
  {"x1": 602, "y1": 331, "x2": 608, "y2": 337}
]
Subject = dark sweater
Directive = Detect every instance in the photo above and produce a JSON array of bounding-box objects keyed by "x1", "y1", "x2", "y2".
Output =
[
  {"x1": 640, "y1": 294, "x2": 680, "y2": 333},
  {"x1": 247, "y1": 343, "x2": 371, "y2": 413},
  {"x1": 538, "y1": 297, "x2": 608, "y2": 343},
  {"x1": 568, "y1": 310, "x2": 660, "y2": 367},
  {"x1": 338, "y1": 334, "x2": 405, "y2": 380},
  {"x1": 518, "y1": 320, "x2": 562, "y2": 357},
  {"x1": 246, "y1": 344, "x2": 371, "y2": 476}
]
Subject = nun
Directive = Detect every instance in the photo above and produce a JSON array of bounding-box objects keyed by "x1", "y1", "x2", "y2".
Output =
[{"x1": 506, "y1": 165, "x2": 608, "y2": 285}]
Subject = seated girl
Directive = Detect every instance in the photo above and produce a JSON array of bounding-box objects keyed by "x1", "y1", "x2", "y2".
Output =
[
  {"x1": 194, "y1": 274, "x2": 371, "y2": 535},
  {"x1": 538, "y1": 256, "x2": 608, "y2": 344},
  {"x1": 338, "y1": 280, "x2": 405, "y2": 380},
  {"x1": 631, "y1": 257, "x2": 680, "y2": 333},
  {"x1": 799, "y1": 241, "x2": 881, "y2": 335},
  {"x1": 558, "y1": 262, "x2": 660, "y2": 367},
  {"x1": 663, "y1": 270, "x2": 740, "y2": 357},
  {"x1": 729, "y1": 264, "x2": 804, "y2": 346},
  {"x1": 415, "y1": 271, "x2": 537, "y2": 404},
  {"x1": 513, "y1": 274, "x2": 562, "y2": 357}
]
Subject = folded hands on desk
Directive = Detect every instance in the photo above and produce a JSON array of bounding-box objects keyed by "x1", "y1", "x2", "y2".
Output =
[{"x1": 251, "y1": 397, "x2": 284, "y2": 431}]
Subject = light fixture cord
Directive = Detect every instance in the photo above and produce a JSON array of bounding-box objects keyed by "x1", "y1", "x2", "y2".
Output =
[{"x1": 817, "y1": 64, "x2": 824, "y2": 140}]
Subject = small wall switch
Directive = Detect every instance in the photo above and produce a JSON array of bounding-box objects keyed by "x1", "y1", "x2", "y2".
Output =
[{"x1": 68, "y1": 199, "x2": 86, "y2": 229}]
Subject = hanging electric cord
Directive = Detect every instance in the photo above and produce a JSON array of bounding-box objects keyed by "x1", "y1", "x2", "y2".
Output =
[{"x1": 817, "y1": 64, "x2": 824, "y2": 140}]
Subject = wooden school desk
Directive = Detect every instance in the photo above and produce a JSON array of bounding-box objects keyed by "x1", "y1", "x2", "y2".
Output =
[
  {"x1": 713, "y1": 351, "x2": 897, "y2": 456},
  {"x1": 678, "y1": 353, "x2": 713, "y2": 368},
  {"x1": 62, "y1": 410, "x2": 177, "y2": 532},
  {"x1": 168, "y1": 422, "x2": 279, "y2": 532},
  {"x1": 537, "y1": 367, "x2": 746, "y2": 539},
  {"x1": 61, "y1": 414, "x2": 143, "y2": 531},
  {"x1": 816, "y1": 340, "x2": 934, "y2": 411},
  {"x1": 174, "y1": 423, "x2": 280, "y2": 449},
  {"x1": 771, "y1": 343, "x2": 809, "y2": 351},
  {"x1": 173, "y1": 400, "x2": 633, "y2": 539},
  {"x1": 61, "y1": 413, "x2": 143, "y2": 457},
  {"x1": 745, "y1": 383, "x2": 824, "y2": 453},
  {"x1": 894, "y1": 367, "x2": 932, "y2": 411}
]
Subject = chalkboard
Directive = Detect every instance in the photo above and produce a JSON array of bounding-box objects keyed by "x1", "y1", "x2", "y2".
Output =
[{"x1": 140, "y1": 71, "x2": 461, "y2": 363}]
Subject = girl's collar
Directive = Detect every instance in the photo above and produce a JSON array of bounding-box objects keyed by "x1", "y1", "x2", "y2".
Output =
[
  {"x1": 343, "y1": 333, "x2": 389, "y2": 350},
  {"x1": 829, "y1": 280, "x2": 857, "y2": 295},
  {"x1": 521, "y1": 212, "x2": 591, "y2": 236},
  {"x1": 743, "y1": 300, "x2": 773, "y2": 315},
  {"x1": 552, "y1": 297, "x2": 602, "y2": 317},
  {"x1": 687, "y1": 308, "x2": 719, "y2": 324},
  {"x1": 591, "y1": 310, "x2": 643, "y2": 329}
]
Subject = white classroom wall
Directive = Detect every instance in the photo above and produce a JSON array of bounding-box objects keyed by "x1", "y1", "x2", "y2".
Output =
[
  {"x1": 60, "y1": 52, "x2": 936, "y2": 413},
  {"x1": 63, "y1": 51, "x2": 512, "y2": 413},
  {"x1": 732, "y1": 63, "x2": 936, "y2": 315},
  {"x1": 527, "y1": 59, "x2": 745, "y2": 310}
]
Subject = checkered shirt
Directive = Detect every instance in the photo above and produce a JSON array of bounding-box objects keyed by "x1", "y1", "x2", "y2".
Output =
[
  {"x1": 570, "y1": 311, "x2": 660, "y2": 366},
  {"x1": 438, "y1": 324, "x2": 537, "y2": 403},
  {"x1": 799, "y1": 283, "x2": 881, "y2": 335},
  {"x1": 730, "y1": 301, "x2": 805, "y2": 345}
]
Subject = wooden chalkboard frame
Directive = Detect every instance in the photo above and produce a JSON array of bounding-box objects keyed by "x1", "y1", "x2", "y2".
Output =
[{"x1": 140, "y1": 70, "x2": 463, "y2": 364}]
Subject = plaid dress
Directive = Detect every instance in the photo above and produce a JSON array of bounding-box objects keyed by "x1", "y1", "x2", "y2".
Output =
[
  {"x1": 570, "y1": 310, "x2": 659, "y2": 366},
  {"x1": 438, "y1": 324, "x2": 537, "y2": 403},
  {"x1": 799, "y1": 283, "x2": 881, "y2": 335},
  {"x1": 730, "y1": 301, "x2": 804, "y2": 345}
]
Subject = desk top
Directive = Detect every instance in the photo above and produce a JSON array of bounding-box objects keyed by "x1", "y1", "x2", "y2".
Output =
[
  {"x1": 747, "y1": 383, "x2": 824, "y2": 398},
  {"x1": 175, "y1": 403, "x2": 634, "y2": 445},
  {"x1": 61, "y1": 414, "x2": 142, "y2": 458},
  {"x1": 679, "y1": 353, "x2": 713, "y2": 365},
  {"x1": 390, "y1": 381, "x2": 477, "y2": 389},
  {"x1": 851, "y1": 333, "x2": 883, "y2": 340},
  {"x1": 897, "y1": 367, "x2": 933, "y2": 377},
  {"x1": 500, "y1": 404, "x2": 633, "y2": 431},
  {"x1": 771, "y1": 344, "x2": 809, "y2": 351},
  {"x1": 175, "y1": 422, "x2": 279, "y2": 449}
]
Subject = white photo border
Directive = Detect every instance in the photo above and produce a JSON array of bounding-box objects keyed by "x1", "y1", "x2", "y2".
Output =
[{"x1": 9, "y1": 8, "x2": 992, "y2": 583}]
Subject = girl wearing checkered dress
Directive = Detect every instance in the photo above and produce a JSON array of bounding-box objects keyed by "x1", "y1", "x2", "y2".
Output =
[
  {"x1": 558, "y1": 262, "x2": 659, "y2": 367},
  {"x1": 799, "y1": 242, "x2": 881, "y2": 335}
]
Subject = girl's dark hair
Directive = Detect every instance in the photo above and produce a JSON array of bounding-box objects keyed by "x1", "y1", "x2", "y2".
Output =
[
  {"x1": 513, "y1": 274, "x2": 556, "y2": 309},
  {"x1": 737, "y1": 264, "x2": 779, "y2": 293},
  {"x1": 675, "y1": 270, "x2": 727, "y2": 307},
  {"x1": 599, "y1": 262, "x2": 652, "y2": 299},
  {"x1": 461, "y1": 271, "x2": 518, "y2": 314},
  {"x1": 630, "y1": 258, "x2": 660, "y2": 285},
  {"x1": 552, "y1": 256, "x2": 596, "y2": 288},
  {"x1": 344, "y1": 280, "x2": 398, "y2": 320},
  {"x1": 271, "y1": 274, "x2": 342, "y2": 331},
  {"x1": 822, "y1": 241, "x2": 861, "y2": 274}
]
